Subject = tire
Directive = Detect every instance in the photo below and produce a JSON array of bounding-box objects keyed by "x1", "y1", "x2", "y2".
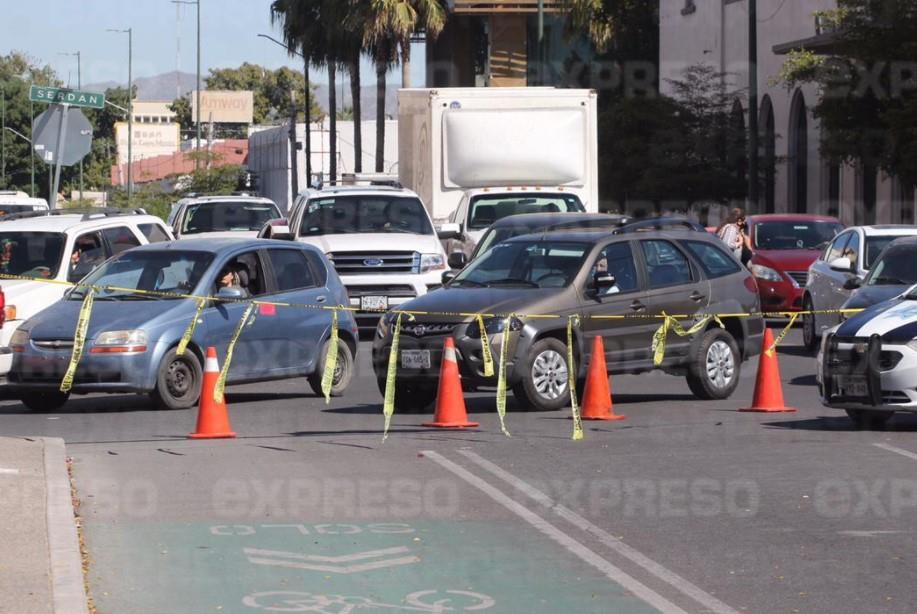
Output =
[
  {"x1": 20, "y1": 389, "x2": 70, "y2": 412},
  {"x1": 802, "y1": 295, "x2": 819, "y2": 353},
  {"x1": 150, "y1": 348, "x2": 203, "y2": 410},
  {"x1": 309, "y1": 339, "x2": 354, "y2": 397},
  {"x1": 375, "y1": 377, "x2": 438, "y2": 413},
  {"x1": 845, "y1": 409, "x2": 894, "y2": 430},
  {"x1": 513, "y1": 337, "x2": 572, "y2": 411},
  {"x1": 686, "y1": 328, "x2": 741, "y2": 400}
]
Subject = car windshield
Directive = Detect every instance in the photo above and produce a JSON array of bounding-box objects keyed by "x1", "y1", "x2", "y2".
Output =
[
  {"x1": 453, "y1": 239, "x2": 588, "y2": 288},
  {"x1": 71, "y1": 250, "x2": 214, "y2": 300},
  {"x1": 0, "y1": 231, "x2": 65, "y2": 279},
  {"x1": 182, "y1": 201, "x2": 280, "y2": 234},
  {"x1": 754, "y1": 221, "x2": 843, "y2": 250},
  {"x1": 467, "y1": 194, "x2": 585, "y2": 230},
  {"x1": 865, "y1": 236, "x2": 912, "y2": 269},
  {"x1": 865, "y1": 245, "x2": 917, "y2": 286},
  {"x1": 299, "y1": 195, "x2": 433, "y2": 236}
]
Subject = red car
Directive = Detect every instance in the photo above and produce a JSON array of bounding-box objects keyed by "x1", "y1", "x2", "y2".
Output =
[{"x1": 745, "y1": 214, "x2": 844, "y2": 312}]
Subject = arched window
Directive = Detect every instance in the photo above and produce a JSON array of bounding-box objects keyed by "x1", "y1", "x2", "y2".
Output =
[
  {"x1": 788, "y1": 90, "x2": 808, "y2": 214},
  {"x1": 759, "y1": 95, "x2": 776, "y2": 214}
]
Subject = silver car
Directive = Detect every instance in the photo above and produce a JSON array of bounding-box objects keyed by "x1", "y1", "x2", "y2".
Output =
[{"x1": 803, "y1": 225, "x2": 917, "y2": 350}]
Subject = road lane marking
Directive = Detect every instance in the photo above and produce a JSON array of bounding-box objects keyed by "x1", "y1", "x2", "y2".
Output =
[
  {"x1": 422, "y1": 450, "x2": 690, "y2": 614},
  {"x1": 244, "y1": 546, "x2": 420, "y2": 574},
  {"x1": 458, "y1": 449, "x2": 741, "y2": 614},
  {"x1": 873, "y1": 442, "x2": 917, "y2": 462}
]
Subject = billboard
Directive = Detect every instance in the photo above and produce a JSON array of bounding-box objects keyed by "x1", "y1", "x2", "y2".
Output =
[
  {"x1": 115, "y1": 122, "x2": 181, "y2": 165},
  {"x1": 191, "y1": 90, "x2": 255, "y2": 124}
]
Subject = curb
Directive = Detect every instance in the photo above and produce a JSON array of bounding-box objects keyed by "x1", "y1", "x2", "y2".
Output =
[{"x1": 42, "y1": 437, "x2": 89, "y2": 614}]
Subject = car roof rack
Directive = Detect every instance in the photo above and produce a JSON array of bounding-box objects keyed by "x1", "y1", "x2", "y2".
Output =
[
  {"x1": 0, "y1": 207, "x2": 148, "y2": 222},
  {"x1": 612, "y1": 216, "x2": 705, "y2": 234}
]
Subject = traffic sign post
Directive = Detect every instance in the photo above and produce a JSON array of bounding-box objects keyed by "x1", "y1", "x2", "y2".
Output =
[
  {"x1": 31, "y1": 105, "x2": 94, "y2": 209},
  {"x1": 29, "y1": 85, "x2": 105, "y2": 110}
]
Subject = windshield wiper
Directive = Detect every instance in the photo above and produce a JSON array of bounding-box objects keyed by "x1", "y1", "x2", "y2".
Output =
[
  {"x1": 484, "y1": 278, "x2": 540, "y2": 288},
  {"x1": 450, "y1": 279, "x2": 485, "y2": 287}
]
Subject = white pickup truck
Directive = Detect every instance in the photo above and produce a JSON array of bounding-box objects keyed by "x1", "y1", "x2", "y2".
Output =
[{"x1": 263, "y1": 184, "x2": 449, "y2": 333}]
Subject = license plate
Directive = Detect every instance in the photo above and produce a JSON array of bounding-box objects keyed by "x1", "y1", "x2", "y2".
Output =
[
  {"x1": 401, "y1": 349, "x2": 431, "y2": 369},
  {"x1": 361, "y1": 295, "x2": 388, "y2": 311},
  {"x1": 835, "y1": 375, "x2": 868, "y2": 398}
]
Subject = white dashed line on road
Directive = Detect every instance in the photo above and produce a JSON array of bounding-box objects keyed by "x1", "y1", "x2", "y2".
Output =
[
  {"x1": 423, "y1": 450, "x2": 692, "y2": 614},
  {"x1": 873, "y1": 442, "x2": 917, "y2": 462},
  {"x1": 458, "y1": 448, "x2": 741, "y2": 614}
]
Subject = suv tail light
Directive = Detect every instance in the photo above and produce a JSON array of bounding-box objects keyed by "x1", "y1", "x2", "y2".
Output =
[{"x1": 743, "y1": 275, "x2": 759, "y2": 294}]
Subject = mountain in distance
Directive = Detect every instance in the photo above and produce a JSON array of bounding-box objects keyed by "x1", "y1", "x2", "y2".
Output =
[{"x1": 85, "y1": 71, "x2": 400, "y2": 117}]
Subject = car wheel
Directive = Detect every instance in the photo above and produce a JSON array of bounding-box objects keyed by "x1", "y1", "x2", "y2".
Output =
[
  {"x1": 150, "y1": 348, "x2": 202, "y2": 410},
  {"x1": 686, "y1": 328, "x2": 741, "y2": 400},
  {"x1": 513, "y1": 337, "x2": 571, "y2": 411},
  {"x1": 20, "y1": 389, "x2": 70, "y2": 412},
  {"x1": 845, "y1": 409, "x2": 894, "y2": 430},
  {"x1": 802, "y1": 295, "x2": 819, "y2": 353},
  {"x1": 309, "y1": 339, "x2": 354, "y2": 397}
]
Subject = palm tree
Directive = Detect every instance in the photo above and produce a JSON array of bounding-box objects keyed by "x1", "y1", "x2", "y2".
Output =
[
  {"x1": 369, "y1": 0, "x2": 447, "y2": 88},
  {"x1": 363, "y1": 10, "x2": 399, "y2": 173}
]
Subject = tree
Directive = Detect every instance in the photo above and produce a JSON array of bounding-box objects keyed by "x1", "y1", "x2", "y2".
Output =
[
  {"x1": 369, "y1": 0, "x2": 447, "y2": 88},
  {"x1": 779, "y1": 1, "x2": 917, "y2": 187},
  {"x1": 364, "y1": 26, "x2": 398, "y2": 172}
]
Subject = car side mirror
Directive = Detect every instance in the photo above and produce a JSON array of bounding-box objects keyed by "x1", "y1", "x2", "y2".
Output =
[
  {"x1": 829, "y1": 256, "x2": 854, "y2": 273},
  {"x1": 594, "y1": 272, "x2": 617, "y2": 289},
  {"x1": 437, "y1": 223, "x2": 462, "y2": 241},
  {"x1": 447, "y1": 252, "x2": 467, "y2": 270},
  {"x1": 843, "y1": 277, "x2": 862, "y2": 291},
  {"x1": 216, "y1": 287, "x2": 247, "y2": 300},
  {"x1": 441, "y1": 270, "x2": 458, "y2": 285}
]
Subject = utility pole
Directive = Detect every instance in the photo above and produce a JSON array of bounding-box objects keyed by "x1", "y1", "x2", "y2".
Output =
[
  {"x1": 108, "y1": 29, "x2": 133, "y2": 203},
  {"x1": 172, "y1": 0, "x2": 201, "y2": 168},
  {"x1": 61, "y1": 52, "x2": 84, "y2": 201},
  {"x1": 748, "y1": 0, "x2": 759, "y2": 211},
  {"x1": 289, "y1": 89, "x2": 299, "y2": 197},
  {"x1": 537, "y1": 0, "x2": 545, "y2": 86}
]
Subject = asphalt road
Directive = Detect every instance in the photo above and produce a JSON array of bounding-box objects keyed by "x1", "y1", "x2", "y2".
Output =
[{"x1": 4, "y1": 326, "x2": 917, "y2": 613}]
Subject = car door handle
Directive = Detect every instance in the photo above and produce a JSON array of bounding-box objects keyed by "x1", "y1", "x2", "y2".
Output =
[
  {"x1": 315, "y1": 295, "x2": 327, "y2": 304},
  {"x1": 629, "y1": 300, "x2": 645, "y2": 312},
  {"x1": 690, "y1": 291, "x2": 705, "y2": 302}
]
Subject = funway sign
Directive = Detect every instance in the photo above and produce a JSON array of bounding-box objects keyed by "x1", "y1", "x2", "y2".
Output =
[{"x1": 29, "y1": 85, "x2": 105, "y2": 110}]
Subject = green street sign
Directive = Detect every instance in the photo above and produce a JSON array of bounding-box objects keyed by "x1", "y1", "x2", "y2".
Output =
[{"x1": 29, "y1": 85, "x2": 105, "y2": 110}]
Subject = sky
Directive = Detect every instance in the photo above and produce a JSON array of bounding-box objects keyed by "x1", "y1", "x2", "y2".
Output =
[{"x1": 1, "y1": 0, "x2": 425, "y2": 88}]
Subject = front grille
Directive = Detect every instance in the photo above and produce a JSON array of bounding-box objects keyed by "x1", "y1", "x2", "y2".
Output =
[
  {"x1": 787, "y1": 271, "x2": 808, "y2": 286},
  {"x1": 347, "y1": 284, "x2": 416, "y2": 297},
  {"x1": 400, "y1": 322, "x2": 458, "y2": 338},
  {"x1": 32, "y1": 339, "x2": 74, "y2": 350},
  {"x1": 329, "y1": 251, "x2": 417, "y2": 275}
]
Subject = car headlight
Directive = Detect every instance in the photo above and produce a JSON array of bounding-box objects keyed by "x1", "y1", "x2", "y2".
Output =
[
  {"x1": 750, "y1": 264, "x2": 783, "y2": 283},
  {"x1": 467, "y1": 316, "x2": 523, "y2": 339},
  {"x1": 91, "y1": 330, "x2": 148, "y2": 353},
  {"x1": 10, "y1": 329, "x2": 28, "y2": 349},
  {"x1": 419, "y1": 253, "x2": 446, "y2": 273}
]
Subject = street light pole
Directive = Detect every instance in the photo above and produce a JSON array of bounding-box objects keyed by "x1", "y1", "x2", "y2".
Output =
[
  {"x1": 108, "y1": 29, "x2": 133, "y2": 204},
  {"x1": 172, "y1": 0, "x2": 202, "y2": 169},
  {"x1": 748, "y1": 0, "x2": 759, "y2": 211}
]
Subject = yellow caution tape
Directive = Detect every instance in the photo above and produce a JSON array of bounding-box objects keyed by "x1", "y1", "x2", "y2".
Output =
[
  {"x1": 494, "y1": 315, "x2": 512, "y2": 438},
  {"x1": 320, "y1": 309, "x2": 340, "y2": 404},
  {"x1": 477, "y1": 314, "x2": 495, "y2": 378},
  {"x1": 567, "y1": 315, "x2": 584, "y2": 441},
  {"x1": 177, "y1": 298, "x2": 207, "y2": 357},
  {"x1": 214, "y1": 303, "x2": 256, "y2": 404},
  {"x1": 60, "y1": 289, "x2": 94, "y2": 393},
  {"x1": 382, "y1": 312, "x2": 407, "y2": 442},
  {"x1": 767, "y1": 312, "x2": 800, "y2": 356},
  {"x1": 653, "y1": 313, "x2": 717, "y2": 366}
]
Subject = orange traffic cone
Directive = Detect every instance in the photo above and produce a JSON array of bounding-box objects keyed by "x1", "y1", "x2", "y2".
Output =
[
  {"x1": 188, "y1": 347, "x2": 237, "y2": 439},
  {"x1": 423, "y1": 337, "x2": 479, "y2": 429},
  {"x1": 581, "y1": 336, "x2": 625, "y2": 421},
  {"x1": 739, "y1": 328, "x2": 797, "y2": 413}
]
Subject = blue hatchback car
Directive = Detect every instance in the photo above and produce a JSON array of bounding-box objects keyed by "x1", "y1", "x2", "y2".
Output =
[{"x1": 9, "y1": 239, "x2": 358, "y2": 411}]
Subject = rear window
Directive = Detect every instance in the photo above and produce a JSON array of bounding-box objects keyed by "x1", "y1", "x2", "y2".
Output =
[{"x1": 683, "y1": 240, "x2": 742, "y2": 278}]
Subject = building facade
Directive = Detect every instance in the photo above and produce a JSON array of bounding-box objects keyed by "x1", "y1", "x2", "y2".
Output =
[{"x1": 660, "y1": 0, "x2": 916, "y2": 224}]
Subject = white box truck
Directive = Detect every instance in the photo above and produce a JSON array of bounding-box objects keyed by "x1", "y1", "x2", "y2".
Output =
[{"x1": 398, "y1": 87, "x2": 599, "y2": 255}]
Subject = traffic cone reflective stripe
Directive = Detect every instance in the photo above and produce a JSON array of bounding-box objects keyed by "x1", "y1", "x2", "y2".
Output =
[
  {"x1": 739, "y1": 328, "x2": 797, "y2": 413},
  {"x1": 581, "y1": 336, "x2": 625, "y2": 421},
  {"x1": 423, "y1": 338, "x2": 479, "y2": 429},
  {"x1": 189, "y1": 346, "x2": 237, "y2": 439}
]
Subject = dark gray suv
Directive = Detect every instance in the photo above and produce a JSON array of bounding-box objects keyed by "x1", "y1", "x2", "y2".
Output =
[{"x1": 372, "y1": 228, "x2": 764, "y2": 411}]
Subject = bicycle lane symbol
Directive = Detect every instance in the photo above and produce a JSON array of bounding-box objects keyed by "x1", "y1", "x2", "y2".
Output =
[{"x1": 242, "y1": 589, "x2": 496, "y2": 613}]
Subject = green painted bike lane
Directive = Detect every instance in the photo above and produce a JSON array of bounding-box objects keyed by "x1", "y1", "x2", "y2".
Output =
[{"x1": 86, "y1": 519, "x2": 659, "y2": 613}]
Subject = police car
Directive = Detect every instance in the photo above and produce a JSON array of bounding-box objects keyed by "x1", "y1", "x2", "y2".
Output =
[{"x1": 818, "y1": 286, "x2": 917, "y2": 428}]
